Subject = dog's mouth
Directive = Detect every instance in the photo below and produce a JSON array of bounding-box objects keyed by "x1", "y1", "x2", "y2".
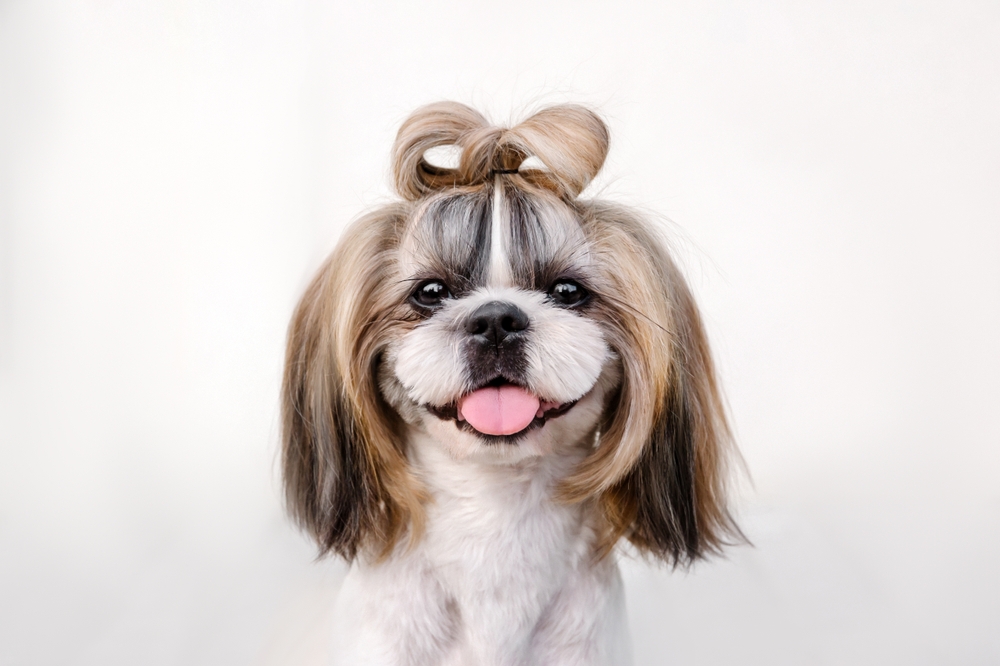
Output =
[{"x1": 425, "y1": 377, "x2": 579, "y2": 441}]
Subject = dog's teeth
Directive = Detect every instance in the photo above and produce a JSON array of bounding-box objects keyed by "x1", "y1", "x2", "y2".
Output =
[
  {"x1": 457, "y1": 407, "x2": 465, "y2": 422},
  {"x1": 536, "y1": 408, "x2": 544, "y2": 418}
]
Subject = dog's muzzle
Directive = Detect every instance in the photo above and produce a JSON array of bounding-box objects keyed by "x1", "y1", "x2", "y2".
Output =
[{"x1": 464, "y1": 300, "x2": 530, "y2": 387}]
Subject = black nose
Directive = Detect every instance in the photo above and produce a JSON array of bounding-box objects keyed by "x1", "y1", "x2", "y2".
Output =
[{"x1": 466, "y1": 301, "x2": 529, "y2": 346}]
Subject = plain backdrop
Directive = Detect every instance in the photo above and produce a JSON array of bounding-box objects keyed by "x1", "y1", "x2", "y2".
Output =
[{"x1": 2, "y1": 2, "x2": 998, "y2": 664}]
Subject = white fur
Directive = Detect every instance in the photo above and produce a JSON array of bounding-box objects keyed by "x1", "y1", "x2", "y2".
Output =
[
  {"x1": 490, "y1": 176, "x2": 513, "y2": 286},
  {"x1": 330, "y1": 432, "x2": 632, "y2": 665}
]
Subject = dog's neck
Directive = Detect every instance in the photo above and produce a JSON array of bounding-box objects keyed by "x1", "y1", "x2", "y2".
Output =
[
  {"x1": 405, "y1": 430, "x2": 597, "y2": 559},
  {"x1": 409, "y1": 430, "x2": 589, "y2": 509}
]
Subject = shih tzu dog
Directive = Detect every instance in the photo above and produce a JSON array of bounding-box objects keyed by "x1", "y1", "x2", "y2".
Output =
[{"x1": 281, "y1": 102, "x2": 742, "y2": 665}]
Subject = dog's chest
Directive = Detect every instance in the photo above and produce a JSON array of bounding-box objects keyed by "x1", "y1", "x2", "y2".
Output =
[
  {"x1": 424, "y1": 472, "x2": 588, "y2": 605},
  {"x1": 330, "y1": 442, "x2": 626, "y2": 665},
  {"x1": 413, "y1": 444, "x2": 597, "y2": 659}
]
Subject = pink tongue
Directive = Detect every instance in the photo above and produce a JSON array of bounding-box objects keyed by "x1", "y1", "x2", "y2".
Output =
[{"x1": 458, "y1": 385, "x2": 541, "y2": 436}]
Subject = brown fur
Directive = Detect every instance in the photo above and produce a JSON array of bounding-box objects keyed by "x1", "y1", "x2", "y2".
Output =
[
  {"x1": 282, "y1": 204, "x2": 426, "y2": 559},
  {"x1": 565, "y1": 202, "x2": 742, "y2": 561},
  {"x1": 392, "y1": 101, "x2": 609, "y2": 201}
]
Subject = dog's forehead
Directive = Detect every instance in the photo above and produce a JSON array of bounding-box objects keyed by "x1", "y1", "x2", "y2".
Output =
[
  {"x1": 399, "y1": 181, "x2": 591, "y2": 292},
  {"x1": 398, "y1": 188, "x2": 493, "y2": 289},
  {"x1": 498, "y1": 180, "x2": 589, "y2": 289}
]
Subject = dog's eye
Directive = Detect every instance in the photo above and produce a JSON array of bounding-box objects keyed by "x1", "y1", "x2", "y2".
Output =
[
  {"x1": 411, "y1": 280, "x2": 451, "y2": 308},
  {"x1": 549, "y1": 279, "x2": 589, "y2": 307}
]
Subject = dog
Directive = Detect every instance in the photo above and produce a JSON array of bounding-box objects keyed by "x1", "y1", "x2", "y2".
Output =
[{"x1": 281, "y1": 102, "x2": 742, "y2": 665}]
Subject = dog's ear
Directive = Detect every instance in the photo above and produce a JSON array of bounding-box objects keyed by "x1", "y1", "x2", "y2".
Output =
[
  {"x1": 563, "y1": 203, "x2": 743, "y2": 564},
  {"x1": 282, "y1": 205, "x2": 422, "y2": 559},
  {"x1": 609, "y1": 255, "x2": 741, "y2": 564}
]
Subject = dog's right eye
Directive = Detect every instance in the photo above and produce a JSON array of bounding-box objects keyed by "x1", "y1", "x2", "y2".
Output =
[{"x1": 411, "y1": 280, "x2": 451, "y2": 308}]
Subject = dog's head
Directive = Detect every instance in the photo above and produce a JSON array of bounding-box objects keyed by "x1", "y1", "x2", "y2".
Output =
[{"x1": 282, "y1": 103, "x2": 741, "y2": 563}]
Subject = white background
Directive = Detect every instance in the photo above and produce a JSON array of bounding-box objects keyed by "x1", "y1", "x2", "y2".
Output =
[{"x1": 2, "y1": 2, "x2": 998, "y2": 664}]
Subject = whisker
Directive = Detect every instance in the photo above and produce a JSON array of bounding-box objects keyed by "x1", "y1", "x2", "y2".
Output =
[{"x1": 598, "y1": 293, "x2": 674, "y2": 338}]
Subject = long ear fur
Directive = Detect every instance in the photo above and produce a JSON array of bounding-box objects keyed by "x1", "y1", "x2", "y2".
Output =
[
  {"x1": 282, "y1": 204, "x2": 424, "y2": 559},
  {"x1": 563, "y1": 202, "x2": 743, "y2": 564}
]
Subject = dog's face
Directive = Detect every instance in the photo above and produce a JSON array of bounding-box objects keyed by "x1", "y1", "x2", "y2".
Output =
[
  {"x1": 380, "y1": 181, "x2": 619, "y2": 463},
  {"x1": 281, "y1": 102, "x2": 740, "y2": 562}
]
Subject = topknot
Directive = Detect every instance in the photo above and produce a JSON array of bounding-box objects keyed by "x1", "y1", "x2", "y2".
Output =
[{"x1": 391, "y1": 102, "x2": 609, "y2": 201}]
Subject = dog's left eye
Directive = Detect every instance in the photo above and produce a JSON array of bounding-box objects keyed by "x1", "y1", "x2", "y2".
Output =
[
  {"x1": 549, "y1": 279, "x2": 590, "y2": 307},
  {"x1": 411, "y1": 280, "x2": 451, "y2": 308}
]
